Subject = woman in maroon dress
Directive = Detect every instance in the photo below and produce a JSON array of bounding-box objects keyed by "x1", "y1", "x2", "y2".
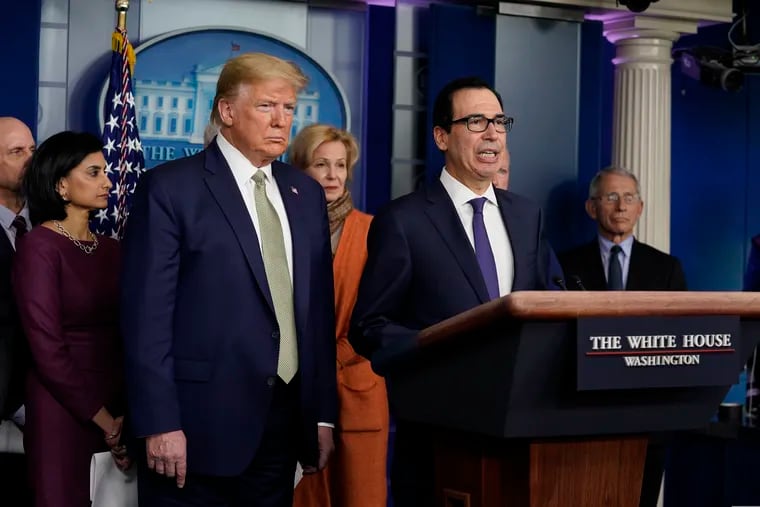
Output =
[{"x1": 12, "y1": 131, "x2": 128, "y2": 506}]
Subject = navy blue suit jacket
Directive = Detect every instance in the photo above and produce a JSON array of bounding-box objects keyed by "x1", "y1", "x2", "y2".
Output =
[
  {"x1": 121, "y1": 140, "x2": 336, "y2": 476},
  {"x1": 349, "y1": 180, "x2": 551, "y2": 367}
]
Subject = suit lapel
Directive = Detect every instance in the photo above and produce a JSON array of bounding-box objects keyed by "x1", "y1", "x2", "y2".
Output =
[
  {"x1": 579, "y1": 240, "x2": 607, "y2": 290},
  {"x1": 0, "y1": 229, "x2": 13, "y2": 256},
  {"x1": 626, "y1": 240, "x2": 644, "y2": 290},
  {"x1": 272, "y1": 161, "x2": 311, "y2": 334},
  {"x1": 424, "y1": 181, "x2": 490, "y2": 304},
  {"x1": 581, "y1": 239, "x2": 607, "y2": 290},
  {"x1": 494, "y1": 191, "x2": 524, "y2": 290},
  {"x1": 202, "y1": 141, "x2": 275, "y2": 314}
]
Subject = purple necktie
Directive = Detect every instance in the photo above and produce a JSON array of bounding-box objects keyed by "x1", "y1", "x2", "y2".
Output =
[{"x1": 469, "y1": 197, "x2": 499, "y2": 300}]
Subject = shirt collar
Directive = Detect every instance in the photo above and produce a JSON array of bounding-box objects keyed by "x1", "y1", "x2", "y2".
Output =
[
  {"x1": 0, "y1": 204, "x2": 29, "y2": 230},
  {"x1": 598, "y1": 234, "x2": 634, "y2": 258},
  {"x1": 439, "y1": 166, "x2": 498, "y2": 208},
  {"x1": 216, "y1": 132, "x2": 273, "y2": 186}
]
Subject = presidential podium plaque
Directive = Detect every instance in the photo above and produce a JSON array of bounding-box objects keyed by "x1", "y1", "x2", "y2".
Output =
[{"x1": 380, "y1": 291, "x2": 760, "y2": 507}]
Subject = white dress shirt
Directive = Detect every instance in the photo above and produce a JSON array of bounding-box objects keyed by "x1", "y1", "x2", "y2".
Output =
[
  {"x1": 439, "y1": 168, "x2": 514, "y2": 296},
  {"x1": 216, "y1": 133, "x2": 294, "y2": 281}
]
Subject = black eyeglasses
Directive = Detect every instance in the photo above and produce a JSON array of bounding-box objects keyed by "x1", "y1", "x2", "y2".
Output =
[
  {"x1": 592, "y1": 192, "x2": 641, "y2": 205},
  {"x1": 450, "y1": 114, "x2": 514, "y2": 133}
]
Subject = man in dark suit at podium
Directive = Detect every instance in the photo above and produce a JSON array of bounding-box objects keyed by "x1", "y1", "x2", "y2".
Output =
[
  {"x1": 558, "y1": 166, "x2": 687, "y2": 507},
  {"x1": 350, "y1": 77, "x2": 552, "y2": 507}
]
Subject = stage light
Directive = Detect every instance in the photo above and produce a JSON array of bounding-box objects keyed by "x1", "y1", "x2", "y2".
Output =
[
  {"x1": 679, "y1": 51, "x2": 744, "y2": 93},
  {"x1": 617, "y1": 0, "x2": 659, "y2": 13}
]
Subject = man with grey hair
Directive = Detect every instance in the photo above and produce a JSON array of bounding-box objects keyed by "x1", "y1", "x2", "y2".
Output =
[
  {"x1": 122, "y1": 53, "x2": 336, "y2": 506},
  {"x1": 558, "y1": 166, "x2": 685, "y2": 292},
  {"x1": 558, "y1": 165, "x2": 686, "y2": 507}
]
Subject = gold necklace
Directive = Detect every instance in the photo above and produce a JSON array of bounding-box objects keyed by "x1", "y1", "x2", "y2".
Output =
[{"x1": 53, "y1": 221, "x2": 98, "y2": 255}]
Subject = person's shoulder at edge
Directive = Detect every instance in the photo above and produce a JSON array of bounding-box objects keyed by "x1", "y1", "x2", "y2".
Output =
[
  {"x1": 349, "y1": 209, "x2": 373, "y2": 224},
  {"x1": 14, "y1": 225, "x2": 60, "y2": 254},
  {"x1": 557, "y1": 239, "x2": 596, "y2": 257},
  {"x1": 272, "y1": 160, "x2": 327, "y2": 200},
  {"x1": 633, "y1": 239, "x2": 683, "y2": 262},
  {"x1": 493, "y1": 187, "x2": 542, "y2": 213},
  {"x1": 145, "y1": 148, "x2": 207, "y2": 182}
]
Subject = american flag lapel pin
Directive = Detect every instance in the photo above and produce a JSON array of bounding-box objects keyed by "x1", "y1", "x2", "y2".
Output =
[{"x1": 290, "y1": 186, "x2": 298, "y2": 195}]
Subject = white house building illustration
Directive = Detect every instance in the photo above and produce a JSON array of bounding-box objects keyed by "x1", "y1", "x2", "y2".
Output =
[{"x1": 134, "y1": 63, "x2": 320, "y2": 146}]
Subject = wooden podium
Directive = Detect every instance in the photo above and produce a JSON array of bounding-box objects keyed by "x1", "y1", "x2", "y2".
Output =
[{"x1": 380, "y1": 291, "x2": 760, "y2": 507}]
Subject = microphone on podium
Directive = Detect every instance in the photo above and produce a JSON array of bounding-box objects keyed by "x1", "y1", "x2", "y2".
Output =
[
  {"x1": 552, "y1": 276, "x2": 568, "y2": 291},
  {"x1": 570, "y1": 275, "x2": 586, "y2": 291}
]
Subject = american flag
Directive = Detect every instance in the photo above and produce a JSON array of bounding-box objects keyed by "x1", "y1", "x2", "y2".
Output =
[{"x1": 95, "y1": 27, "x2": 145, "y2": 240}]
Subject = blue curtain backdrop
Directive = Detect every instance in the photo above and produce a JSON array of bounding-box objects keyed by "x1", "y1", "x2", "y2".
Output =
[
  {"x1": 425, "y1": 4, "x2": 496, "y2": 184},
  {"x1": 0, "y1": 0, "x2": 42, "y2": 136}
]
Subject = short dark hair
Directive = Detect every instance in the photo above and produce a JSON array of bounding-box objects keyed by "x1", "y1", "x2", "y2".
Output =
[
  {"x1": 23, "y1": 131, "x2": 103, "y2": 225},
  {"x1": 432, "y1": 77, "x2": 504, "y2": 133}
]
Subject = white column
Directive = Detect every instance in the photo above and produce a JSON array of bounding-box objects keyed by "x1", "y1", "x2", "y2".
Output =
[
  {"x1": 602, "y1": 14, "x2": 700, "y2": 253},
  {"x1": 606, "y1": 27, "x2": 679, "y2": 252}
]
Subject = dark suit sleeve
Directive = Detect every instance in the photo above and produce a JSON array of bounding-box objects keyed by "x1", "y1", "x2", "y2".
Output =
[
  {"x1": 545, "y1": 243, "x2": 566, "y2": 290},
  {"x1": 314, "y1": 192, "x2": 338, "y2": 424},
  {"x1": 0, "y1": 295, "x2": 12, "y2": 416},
  {"x1": 530, "y1": 207, "x2": 553, "y2": 291},
  {"x1": 12, "y1": 239, "x2": 103, "y2": 422},
  {"x1": 121, "y1": 171, "x2": 183, "y2": 437},
  {"x1": 349, "y1": 207, "x2": 420, "y2": 373},
  {"x1": 669, "y1": 257, "x2": 687, "y2": 291},
  {"x1": 0, "y1": 298, "x2": 23, "y2": 419},
  {"x1": 0, "y1": 243, "x2": 15, "y2": 416},
  {"x1": 744, "y1": 235, "x2": 760, "y2": 291},
  {"x1": 0, "y1": 329, "x2": 9, "y2": 416}
]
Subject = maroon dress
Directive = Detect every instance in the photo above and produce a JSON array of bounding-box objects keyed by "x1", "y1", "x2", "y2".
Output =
[{"x1": 12, "y1": 226, "x2": 123, "y2": 507}]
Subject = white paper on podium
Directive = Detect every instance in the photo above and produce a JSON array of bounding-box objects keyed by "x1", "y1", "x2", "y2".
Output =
[
  {"x1": 294, "y1": 461, "x2": 303, "y2": 488},
  {"x1": 0, "y1": 420, "x2": 24, "y2": 454},
  {"x1": 89, "y1": 451, "x2": 138, "y2": 507}
]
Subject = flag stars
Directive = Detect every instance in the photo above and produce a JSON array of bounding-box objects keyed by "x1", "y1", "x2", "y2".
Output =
[
  {"x1": 105, "y1": 115, "x2": 118, "y2": 132},
  {"x1": 103, "y1": 138, "x2": 116, "y2": 155},
  {"x1": 95, "y1": 208, "x2": 109, "y2": 224},
  {"x1": 99, "y1": 32, "x2": 145, "y2": 241}
]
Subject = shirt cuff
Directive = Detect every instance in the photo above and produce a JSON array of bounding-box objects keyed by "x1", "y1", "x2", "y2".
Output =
[{"x1": 317, "y1": 422, "x2": 335, "y2": 428}]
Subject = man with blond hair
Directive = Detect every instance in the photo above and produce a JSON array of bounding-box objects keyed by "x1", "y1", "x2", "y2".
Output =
[{"x1": 122, "y1": 53, "x2": 337, "y2": 506}]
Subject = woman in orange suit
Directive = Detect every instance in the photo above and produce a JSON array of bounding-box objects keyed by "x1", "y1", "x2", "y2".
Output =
[{"x1": 290, "y1": 124, "x2": 389, "y2": 507}]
